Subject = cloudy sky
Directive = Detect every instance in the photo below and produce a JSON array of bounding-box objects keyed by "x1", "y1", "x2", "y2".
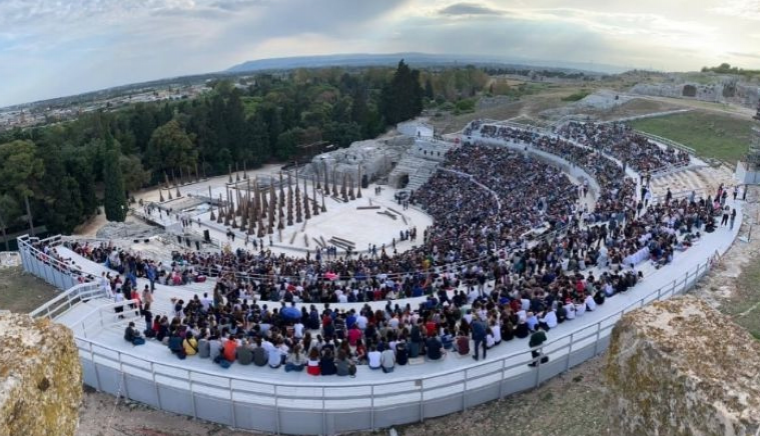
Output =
[{"x1": 2, "y1": 0, "x2": 760, "y2": 107}]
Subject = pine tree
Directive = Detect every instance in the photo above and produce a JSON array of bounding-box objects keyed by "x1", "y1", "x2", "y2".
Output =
[
  {"x1": 103, "y1": 133, "x2": 128, "y2": 222},
  {"x1": 380, "y1": 60, "x2": 425, "y2": 125}
]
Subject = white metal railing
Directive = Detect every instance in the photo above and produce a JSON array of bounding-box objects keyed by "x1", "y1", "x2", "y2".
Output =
[
  {"x1": 31, "y1": 254, "x2": 713, "y2": 422},
  {"x1": 68, "y1": 298, "x2": 142, "y2": 339},
  {"x1": 635, "y1": 130, "x2": 696, "y2": 155},
  {"x1": 29, "y1": 282, "x2": 107, "y2": 319}
]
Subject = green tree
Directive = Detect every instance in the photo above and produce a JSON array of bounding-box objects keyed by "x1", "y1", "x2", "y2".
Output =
[
  {"x1": 380, "y1": 60, "x2": 424, "y2": 125},
  {"x1": 120, "y1": 154, "x2": 151, "y2": 193},
  {"x1": 146, "y1": 120, "x2": 198, "y2": 177},
  {"x1": 103, "y1": 134, "x2": 128, "y2": 222},
  {"x1": 0, "y1": 194, "x2": 20, "y2": 251},
  {"x1": 0, "y1": 140, "x2": 45, "y2": 200},
  {"x1": 424, "y1": 78, "x2": 434, "y2": 99}
]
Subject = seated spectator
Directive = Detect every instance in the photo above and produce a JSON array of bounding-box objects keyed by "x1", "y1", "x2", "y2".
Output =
[
  {"x1": 306, "y1": 348, "x2": 321, "y2": 376},
  {"x1": 208, "y1": 333, "x2": 222, "y2": 362},
  {"x1": 335, "y1": 350, "x2": 356, "y2": 377},
  {"x1": 426, "y1": 335, "x2": 444, "y2": 361},
  {"x1": 396, "y1": 341, "x2": 409, "y2": 366},
  {"x1": 515, "y1": 320, "x2": 530, "y2": 339},
  {"x1": 454, "y1": 331, "x2": 470, "y2": 355},
  {"x1": 222, "y1": 334, "x2": 237, "y2": 362},
  {"x1": 441, "y1": 328, "x2": 454, "y2": 350},
  {"x1": 124, "y1": 322, "x2": 145, "y2": 346},
  {"x1": 381, "y1": 346, "x2": 396, "y2": 373},
  {"x1": 167, "y1": 333, "x2": 185, "y2": 358},
  {"x1": 182, "y1": 332, "x2": 198, "y2": 356},
  {"x1": 268, "y1": 340, "x2": 285, "y2": 369},
  {"x1": 355, "y1": 339, "x2": 367, "y2": 363},
  {"x1": 285, "y1": 344, "x2": 306, "y2": 372},
  {"x1": 252, "y1": 338, "x2": 268, "y2": 367},
  {"x1": 538, "y1": 308, "x2": 557, "y2": 331},
  {"x1": 367, "y1": 345, "x2": 382, "y2": 370},
  {"x1": 197, "y1": 332, "x2": 210, "y2": 358},
  {"x1": 236, "y1": 339, "x2": 253, "y2": 365}
]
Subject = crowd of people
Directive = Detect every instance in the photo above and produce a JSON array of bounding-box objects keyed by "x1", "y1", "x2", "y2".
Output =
[
  {"x1": 557, "y1": 121, "x2": 691, "y2": 173},
  {"x1": 50, "y1": 119, "x2": 736, "y2": 377}
]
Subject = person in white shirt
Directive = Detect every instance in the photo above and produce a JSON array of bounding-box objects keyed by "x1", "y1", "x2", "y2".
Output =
[
  {"x1": 520, "y1": 297, "x2": 531, "y2": 311},
  {"x1": 356, "y1": 314, "x2": 368, "y2": 330},
  {"x1": 294, "y1": 322, "x2": 305, "y2": 339},
  {"x1": 539, "y1": 308, "x2": 558, "y2": 330},
  {"x1": 575, "y1": 299, "x2": 586, "y2": 317},
  {"x1": 367, "y1": 346, "x2": 382, "y2": 369},
  {"x1": 268, "y1": 340, "x2": 286, "y2": 368},
  {"x1": 201, "y1": 293, "x2": 213, "y2": 311},
  {"x1": 585, "y1": 294, "x2": 597, "y2": 312},
  {"x1": 563, "y1": 300, "x2": 576, "y2": 321},
  {"x1": 490, "y1": 320, "x2": 502, "y2": 345}
]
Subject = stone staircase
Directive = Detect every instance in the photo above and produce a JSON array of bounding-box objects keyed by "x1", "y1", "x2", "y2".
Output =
[
  {"x1": 649, "y1": 165, "x2": 736, "y2": 200},
  {"x1": 387, "y1": 140, "x2": 457, "y2": 192}
]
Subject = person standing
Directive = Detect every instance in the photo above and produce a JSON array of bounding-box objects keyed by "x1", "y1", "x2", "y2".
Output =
[
  {"x1": 528, "y1": 325, "x2": 548, "y2": 367},
  {"x1": 471, "y1": 316, "x2": 487, "y2": 361},
  {"x1": 730, "y1": 208, "x2": 737, "y2": 230}
]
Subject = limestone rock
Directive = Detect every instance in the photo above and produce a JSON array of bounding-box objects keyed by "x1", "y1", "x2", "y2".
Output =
[
  {"x1": 0, "y1": 313, "x2": 82, "y2": 436},
  {"x1": 606, "y1": 296, "x2": 760, "y2": 436}
]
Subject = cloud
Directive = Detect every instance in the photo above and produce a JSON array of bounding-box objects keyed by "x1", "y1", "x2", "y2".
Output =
[
  {"x1": 711, "y1": 0, "x2": 760, "y2": 20},
  {"x1": 728, "y1": 51, "x2": 760, "y2": 60},
  {"x1": 439, "y1": 2, "x2": 505, "y2": 16}
]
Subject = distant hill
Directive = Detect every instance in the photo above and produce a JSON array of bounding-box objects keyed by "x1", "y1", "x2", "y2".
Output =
[{"x1": 227, "y1": 52, "x2": 627, "y2": 75}]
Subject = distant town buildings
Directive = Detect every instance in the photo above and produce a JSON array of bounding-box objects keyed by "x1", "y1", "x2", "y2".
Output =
[{"x1": 0, "y1": 84, "x2": 210, "y2": 132}]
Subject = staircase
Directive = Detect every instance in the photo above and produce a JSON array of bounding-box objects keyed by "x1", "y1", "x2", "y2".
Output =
[{"x1": 388, "y1": 140, "x2": 457, "y2": 192}]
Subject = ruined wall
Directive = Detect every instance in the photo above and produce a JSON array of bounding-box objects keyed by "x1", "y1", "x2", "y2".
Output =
[
  {"x1": 0, "y1": 313, "x2": 82, "y2": 436},
  {"x1": 630, "y1": 78, "x2": 759, "y2": 109},
  {"x1": 606, "y1": 296, "x2": 760, "y2": 436}
]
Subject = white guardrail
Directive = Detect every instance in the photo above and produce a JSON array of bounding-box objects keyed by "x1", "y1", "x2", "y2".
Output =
[{"x1": 21, "y1": 229, "x2": 716, "y2": 434}]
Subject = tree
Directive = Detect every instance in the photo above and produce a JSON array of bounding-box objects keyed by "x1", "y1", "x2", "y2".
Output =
[
  {"x1": 245, "y1": 112, "x2": 270, "y2": 166},
  {"x1": 0, "y1": 194, "x2": 20, "y2": 251},
  {"x1": 103, "y1": 134, "x2": 128, "y2": 222},
  {"x1": 119, "y1": 154, "x2": 151, "y2": 193},
  {"x1": 380, "y1": 60, "x2": 424, "y2": 125},
  {"x1": 424, "y1": 78, "x2": 434, "y2": 99},
  {"x1": 146, "y1": 120, "x2": 198, "y2": 177},
  {"x1": 0, "y1": 140, "x2": 45, "y2": 200}
]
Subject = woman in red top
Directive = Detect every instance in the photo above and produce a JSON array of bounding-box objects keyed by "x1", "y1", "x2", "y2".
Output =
[
  {"x1": 425, "y1": 318, "x2": 437, "y2": 337},
  {"x1": 222, "y1": 336, "x2": 237, "y2": 362},
  {"x1": 306, "y1": 348, "x2": 321, "y2": 376},
  {"x1": 354, "y1": 339, "x2": 367, "y2": 363}
]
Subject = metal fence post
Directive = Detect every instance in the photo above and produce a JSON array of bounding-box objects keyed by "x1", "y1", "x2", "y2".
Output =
[
  {"x1": 499, "y1": 359, "x2": 506, "y2": 398},
  {"x1": 593, "y1": 321, "x2": 602, "y2": 355},
  {"x1": 151, "y1": 362, "x2": 162, "y2": 410},
  {"x1": 419, "y1": 380, "x2": 425, "y2": 422},
  {"x1": 118, "y1": 352, "x2": 130, "y2": 399},
  {"x1": 322, "y1": 387, "x2": 327, "y2": 436},
  {"x1": 230, "y1": 378, "x2": 237, "y2": 428},
  {"x1": 370, "y1": 385, "x2": 375, "y2": 430},
  {"x1": 189, "y1": 372, "x2": 198, "y2": 419},
  {"x1": 274, "y1": 386, "x2": 281, "y2": 435},
  {"x1": 91, "y1": 343, "x2": 102, "y2": 391},
  {"x1": 462, "y1": 368, "x2": 468, "y2": 412}
]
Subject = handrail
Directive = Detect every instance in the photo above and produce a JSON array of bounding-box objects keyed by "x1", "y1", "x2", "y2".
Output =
[
  {"x1": 29, "y1": 282, "x2": 104, "y2": 318},
  {"x1": 634, "y1": 130, "x2": 696, "y2": 155},
  {"x1": 31, "y1": 254, "x2": 713, "y2": 390}
]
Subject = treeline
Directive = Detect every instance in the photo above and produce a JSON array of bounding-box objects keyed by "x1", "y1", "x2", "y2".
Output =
[
  {"x1": 701, "y1": 63, "x2": 760, "y2": 78},
  {"x1": 0, "y1": 61, "x2": 426, "y2": 238}
]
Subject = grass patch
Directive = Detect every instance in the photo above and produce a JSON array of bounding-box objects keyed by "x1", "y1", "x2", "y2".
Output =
[
  {"x1": 562, "y1": 90, "x2": 591, "y2": 102},
  {"x1": 629, "y1": 110, "x2": 754, "y2": 164}
]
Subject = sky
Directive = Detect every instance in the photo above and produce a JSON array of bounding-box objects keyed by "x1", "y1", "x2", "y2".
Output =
[{"x1": 2, "y1": 0, "x2": 760, "y2": 107}]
